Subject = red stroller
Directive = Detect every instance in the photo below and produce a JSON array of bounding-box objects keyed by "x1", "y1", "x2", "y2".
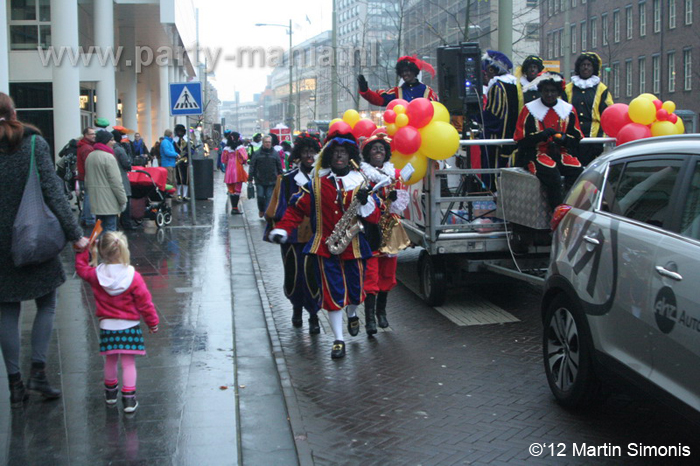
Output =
[{"x1": 127, "y1": 167, "x2": 175, "y2": 228}]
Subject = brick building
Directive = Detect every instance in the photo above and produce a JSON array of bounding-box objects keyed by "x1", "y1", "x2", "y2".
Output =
[{"x1": 541, "y1": 0, "x2": 698, "y2": 115}]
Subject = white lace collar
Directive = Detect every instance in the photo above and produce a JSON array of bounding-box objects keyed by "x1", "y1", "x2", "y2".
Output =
[
  {"x1": 525, "y1": 98, "x2": 574, "y2": 122},
  {"x1": 293, "y1": 168, "x2": 312, "y2": 186},
  {"x1": 520, "y1": 75, "x2": 535, "y2": 89},
  {"x1": 571, "y1": 75, "x2": 601, "y2": 89},
  {"x1": 318, "y1": 168, "x2": 365, "y2": 190},
  {"x1": 486, "y1": 74, "x2": 517, "y2": 92}
]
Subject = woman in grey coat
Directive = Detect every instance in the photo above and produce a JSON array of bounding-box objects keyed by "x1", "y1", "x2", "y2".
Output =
[{"x1": 0, "y1": 93, "x2": 88, "y2": 408}]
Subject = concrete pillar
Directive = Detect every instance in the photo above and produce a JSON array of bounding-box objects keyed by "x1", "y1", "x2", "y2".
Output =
[
  {"x1": 120, "y1": 26, "x2": 138, "y2": 132},
  {"x1": 0, "y1": 4, "x2": 9, "y2": 93},
  {"x1": 137, "y1": 76, "x2": 153, "y2": 146},
  {"x1": 159, "y1": 58, "x2": 170, "y2": 135},
  {"x1": 50, "y1": 0, "x2": 81, "y2": 157},
  {"x1": 94, "y1": 0, "x2": 117, "y2": 125}
]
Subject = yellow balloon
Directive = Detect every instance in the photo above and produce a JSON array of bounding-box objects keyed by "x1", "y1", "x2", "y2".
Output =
[
  {"x1": 395, "y1": 113, "x2": 409, "y2": 128},
  {"x1": 402, "y1": 153, "x2": 428, "y2": 186},
  {"x1": 638, "y1": 93, "x2": 659, "y2": 101},
  {"x1": 385, "y1": 123, "x2": 398, "y2": 136},
  {"x1": 431, "y1": 101, "x2": 450, "y2": 123},
  {"x1": 650, "y1": 121, "x2": 678, "y2": 137},
  {"x1": 342, "y1": 109, "x2": 360, "y2": 128},
  {"x1": 418, "y1": 121, "x2": 460, "y2": 160},
  {"x1": 390, "y1": 151, "x2": 412, "y2": 169},
  {"x1": 662, "y1": 101, "x2": 676, "y2": 114},
  {"x1": 329, "y1": 118, "x2": 343, "y2": 127},
  {"x1": 628, "y1": 97, "x2": 656, "y2": 125},
  {"x1": 674, "y1": 117, "x2": 685, "y2": 134},
  {"x1": 393, "y1": 105, "x2": 406, "y2": 114}
]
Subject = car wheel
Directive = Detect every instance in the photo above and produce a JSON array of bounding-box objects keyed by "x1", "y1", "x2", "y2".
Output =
[
  {"x1": 543, "y1": 294, "x2": 603, "y2": 409},
  {"x1": 418, "y1": 250, "x2": 447, "y2": 306},
  {"x1": 156, "y1": 212, "x2": 165, "y2": 228}
]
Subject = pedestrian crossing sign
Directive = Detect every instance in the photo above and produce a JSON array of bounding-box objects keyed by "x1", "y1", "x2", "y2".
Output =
[{"x1": 169, "y1": 82, "x2": 203, "y2": 116}]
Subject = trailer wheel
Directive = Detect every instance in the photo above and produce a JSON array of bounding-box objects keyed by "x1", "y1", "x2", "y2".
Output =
[{"x1": 418, "y1": 250, "x2": 447, "y2": 306}]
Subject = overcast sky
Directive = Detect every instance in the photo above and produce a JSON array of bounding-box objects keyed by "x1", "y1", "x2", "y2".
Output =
[{"x1": 199, "y1": 0, "x2": 331, "y2": 103}]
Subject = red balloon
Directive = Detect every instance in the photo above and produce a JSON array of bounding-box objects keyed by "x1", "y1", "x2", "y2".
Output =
[
  {"x1": 652, "y1": 99, "x2": 663, "y2": 110},
  {"x1": 393, "y1": 126, "x2": 422, "y2": 154},
  {"x1": 351, "y1": 119, "x2": 377, "y2": 139},
  {"x1": 387, "y1": 99, "x2": 409, "y2": 111},
  {"x1": 406, "y1": 98, "x2": 435, "y2": 128},
  {"x1": 667, "y1": 113, "x2": 679, "y2": 124},
  {"x1": 616, "y1": 123, "x2": 652, "y2": 146},
  {"x1": 383, "y1": 109, "x2": 397, "y2": 124},
  {"x1": 328, "y1": 120, "x2": 352, "y2": 136},
  {"x1": 600, "y1": 103, "x2": 632, "y2": 137},
  {"x1": 656, "y1": 109, "x2": 669, "y2": 121},
  {"x1": 371, "y1": 126, "x2": 387, "y2": 137}
]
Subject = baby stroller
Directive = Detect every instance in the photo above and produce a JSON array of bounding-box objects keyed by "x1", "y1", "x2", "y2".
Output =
[{"x1": 128, "y1": 168, "x2": 175, "y2": 228}]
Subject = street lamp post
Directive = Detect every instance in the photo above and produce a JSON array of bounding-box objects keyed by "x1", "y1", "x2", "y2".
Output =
[{"x1": 255, "y1": 21, "x2": 294, "y2": 133}]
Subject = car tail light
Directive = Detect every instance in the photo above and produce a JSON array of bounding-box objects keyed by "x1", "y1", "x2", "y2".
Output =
[{"x1": 550, "y1": 205, "x2": 572, "y2": 231}]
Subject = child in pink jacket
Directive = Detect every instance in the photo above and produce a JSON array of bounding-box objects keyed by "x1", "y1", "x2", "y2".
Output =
[{"x1": 75, "y1": 231, "x2": 159, "y2": 413}]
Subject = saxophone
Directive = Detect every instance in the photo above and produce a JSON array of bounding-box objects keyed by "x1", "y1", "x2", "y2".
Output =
[
  {"x1": 378, "y1": 180, "x2": 401, "y2": 253},
  {"x1": 325, "y1": 161, "x2": 369, "y2": 255}
]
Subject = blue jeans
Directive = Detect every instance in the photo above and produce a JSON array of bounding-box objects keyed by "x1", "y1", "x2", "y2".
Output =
[
  {"x1": 256, "y1": 184, "x2": 275, "y2": 215},
  {"x1": 96, "y1": 215, "x2": 118, "y2": 232},
  {"x1": 80, "y1": 183, "x2": 96, "y2": 225}
]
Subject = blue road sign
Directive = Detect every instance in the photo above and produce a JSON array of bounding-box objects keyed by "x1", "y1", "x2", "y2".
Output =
[{"x1": 169, "y1": 82, "x2": 203, "y2": 116}]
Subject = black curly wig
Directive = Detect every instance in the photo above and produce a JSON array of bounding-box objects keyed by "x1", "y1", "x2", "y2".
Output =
[
  {"x1": 226, "y1": 131, "x2": 243, "y2": 148},
  {"x1": 361, "y1": 137, "x2": 391, "y2": 164},
  {"x1": 574, "y1": 53, "x2": 600, "y2": 76},
  {"x1": 395, "y1": 59, "x2": 420, "y2": 77},
  {"x1": 290, "y1": 132, "x2": 322, "y2": 163},
  {"x1": 268, "y1": 132, "x2": 280, "y2": 146},
  {"x1": 320, "y1": 133, "x2": 361, "y2": 169}
]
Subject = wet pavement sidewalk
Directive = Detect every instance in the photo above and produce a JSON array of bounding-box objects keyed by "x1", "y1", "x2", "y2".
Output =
[{"x1": 0, "y1": 172, "x2": 297, "y2": 465}]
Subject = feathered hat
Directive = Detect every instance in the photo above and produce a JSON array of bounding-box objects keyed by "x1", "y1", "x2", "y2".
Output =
[
  {"x1": 482, "y1": 50, "x2": 513, "y2": 75},
  {"x1": 524, "y1": 71, "x2": 566, "y2": 93},
  {"x1": 316, "y1": 133, "x2": 360, "y2": 171},
  {"x1": 396, "y1": 55, "x2": 436, "y2": 79}
]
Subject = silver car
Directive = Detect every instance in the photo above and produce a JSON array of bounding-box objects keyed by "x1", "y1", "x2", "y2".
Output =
[{"x1": 542, "y1": 134, "x2": 700, "y2": 419}]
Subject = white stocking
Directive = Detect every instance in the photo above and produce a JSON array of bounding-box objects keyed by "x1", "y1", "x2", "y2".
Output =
[
  {"x1": 182, "y1": 185, "x2": 188, "y2": 197},
  {"x1": 328, "y1": 311, "x2": 344, "y2": 341},
  {"x1": 346, "y1": 304, "x2": 358, "y2": 318}
]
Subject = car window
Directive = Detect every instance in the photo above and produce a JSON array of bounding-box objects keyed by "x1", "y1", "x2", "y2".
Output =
[
  {"x1": 565, "y1": 165, "x2": 604, "y2": 211},
  {"x1": 679, "y1": 161, "x2": 700, "y2": 241},
  {"x1": 606, "y1": 160, "x2": 682, "y2": 228}
]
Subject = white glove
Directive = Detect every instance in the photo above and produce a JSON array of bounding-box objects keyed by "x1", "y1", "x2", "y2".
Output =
[{"x1": 269, "y1": 228, "x2": 288, "y2": 244}]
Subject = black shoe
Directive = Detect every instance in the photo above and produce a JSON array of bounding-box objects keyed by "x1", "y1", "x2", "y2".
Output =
[
  {"x1": 9, "y1": 376, "x2": 28, "y2": 409},
  {"x1": 364, "y1": 294, "x2": 377, "y2": 336},
  {"x1": 347, "y1": 316, "x2": 360, "y2": 337},
  {"x1": 330, "y1": 340, "x2": 346, "y2": 359},
  {"x1": 376, "y1": 291, "x2": 390, "y2": 329},
  {"x1": 291, "y1": 307, "x2": 303, "y2": 328},
  {"x1": 308, "y1": 314, "x2": 321, "y2": 335},
  {"x1": 122, "y1": 391, "x2": 138, "y2": 413},
  {"x1": 28, "y1": 367, "x2": 61, "y2": 399},
  {"x1": 105, "y1": 383, "x2": 119, "y2": 405}
]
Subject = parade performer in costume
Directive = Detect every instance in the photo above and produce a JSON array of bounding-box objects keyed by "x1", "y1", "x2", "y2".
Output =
[
  {"x1": 269, "y1": 135, "x2": 380, "y2": 359},
  {"x1": 221, "y1": 131, "x2": 248, "y2": 214},
  {"x1": 565, "y1": 52, "x2": 613, "y2": 166},
  {"x1": 516, "y1": 55, "x2": 545, "y2": 112},
  {"x1": 481, "y1": 50, "x2": 519, "y2": 175},
  {"x1": 173, "y1": 124, "x2": 190, "y2": 201},
  {"x1": 359, "y1": 134, "x2": 410, "y2": 335},
  {"x1": 358, "y1": 56, "x2": 438, "y2": 106},
  {"x1": 264, "y1": 133, "x2": 322, "y2": 335},
  {"x1": 514, "y1": 72, "x2": 584, "y2": 211}
]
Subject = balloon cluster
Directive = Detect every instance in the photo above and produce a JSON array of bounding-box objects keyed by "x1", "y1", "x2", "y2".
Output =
[
  {"x1": 386, "y1": 98, "x2": 460, "y2": 185},
  {"x1": 601, "y1": 93, "x2": 685, "y2": 146},
  {"x1": 328, "y1": 109, "x2": 378, "y2": 141}
]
